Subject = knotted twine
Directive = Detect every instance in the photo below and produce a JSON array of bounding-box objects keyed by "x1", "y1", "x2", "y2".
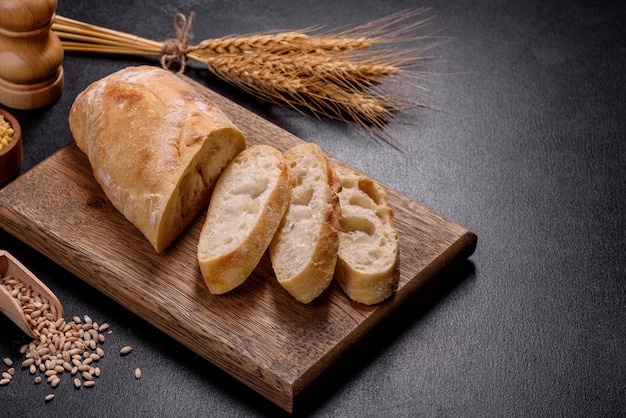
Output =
[{"x1": 160, "y1": 12, "x2": 196, "y2": 73}]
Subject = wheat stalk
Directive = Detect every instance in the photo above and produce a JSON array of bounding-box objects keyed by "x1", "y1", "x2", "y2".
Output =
[{"x1": 52, "y1": 9, "x2": 440, "y2": 148}]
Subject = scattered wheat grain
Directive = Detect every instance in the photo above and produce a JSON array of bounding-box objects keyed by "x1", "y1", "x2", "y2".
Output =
[{"x1": 2, "y1": 273, "x2": 112, "y2": 394}]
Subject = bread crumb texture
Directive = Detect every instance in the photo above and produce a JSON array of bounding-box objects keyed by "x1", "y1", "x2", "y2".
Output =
[
  {"x1": 198, "y1": 145, "x2": 289, "y2": 294},
  {"x1": 269, "y1": 143, "x2": 341, "y2": 303}
]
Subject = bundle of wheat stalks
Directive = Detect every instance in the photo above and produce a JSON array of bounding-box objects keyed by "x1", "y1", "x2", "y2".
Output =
[{"x1": 53, "y1": 9, "x2": 438, "y2": 146}]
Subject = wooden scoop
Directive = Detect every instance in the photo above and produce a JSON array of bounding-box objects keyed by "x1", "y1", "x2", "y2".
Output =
[{"x1": 0, "y1": 250, "x2": 64, "y2": 338}]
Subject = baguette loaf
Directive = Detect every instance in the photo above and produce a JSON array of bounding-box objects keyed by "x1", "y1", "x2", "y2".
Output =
[
  {"x1": 333, "y1": 165, "x2": 399, "y2": 305},
  {"x1": 269, "y1": 143, "x2": 341, "y2": 303},
  {"x1": 69, "y1": 66, "x2": 246, "y2": 252},
  {"x1": 198, "y1": 145, "x2": 290, "y2": 294}
]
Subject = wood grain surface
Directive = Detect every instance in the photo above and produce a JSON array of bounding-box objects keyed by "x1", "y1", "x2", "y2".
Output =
[{"x1": 0, "y1": 75, "x2": 476, "y2": 412}]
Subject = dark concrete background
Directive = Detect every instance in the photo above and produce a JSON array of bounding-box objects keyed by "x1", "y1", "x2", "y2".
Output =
[{"x1": 1, "y1": 1, "x2": 624, "y2": 416}]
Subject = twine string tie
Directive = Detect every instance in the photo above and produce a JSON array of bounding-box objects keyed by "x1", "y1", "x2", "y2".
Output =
[{"x1": 161, "y1": 12, "x2": 196, "y2": 73}]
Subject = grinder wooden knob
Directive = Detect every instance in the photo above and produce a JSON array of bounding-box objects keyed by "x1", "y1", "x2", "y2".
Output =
[{"x1": 0, "y1": 0, "x2": 64, "y2": 109}]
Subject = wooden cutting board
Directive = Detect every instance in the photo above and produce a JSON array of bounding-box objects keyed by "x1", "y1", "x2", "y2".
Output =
[{"x1": 0, "y1": 74, "x2": 476, "y2": 413}]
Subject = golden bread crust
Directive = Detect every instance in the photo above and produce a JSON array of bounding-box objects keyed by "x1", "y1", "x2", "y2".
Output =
[{"x1": 69, "y1": 66, "x2": 246, "y2": 252}]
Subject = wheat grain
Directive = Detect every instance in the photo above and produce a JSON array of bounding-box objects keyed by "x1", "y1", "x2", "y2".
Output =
[
  {"x1": 196, "y1": 33, "x2": 370, "y2": 56},
  {"x1": 1, "y1": 273, "x2": 112, "y2": 394},
  {"x1": 196, "y1": 32, "x2": 309, "y2": 54},
  {"x1": 206, "y1": 54, "x2": 303, "y2": 95}
]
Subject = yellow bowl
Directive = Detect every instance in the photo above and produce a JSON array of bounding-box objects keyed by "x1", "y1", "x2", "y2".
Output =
[{"x1": 0, "y1": 108, "x2": 23, "y2": 187}]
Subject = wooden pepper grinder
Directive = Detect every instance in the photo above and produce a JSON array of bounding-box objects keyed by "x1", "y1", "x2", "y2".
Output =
[{"x1": 0, "y1": 0, "x2": 64, "y2": 109}]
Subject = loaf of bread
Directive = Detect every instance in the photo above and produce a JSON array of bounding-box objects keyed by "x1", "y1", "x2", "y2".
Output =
[
  {"x1": 198, "y1": 145, "x2": 290, "y2": 294},
  {"x1": 269, "y1": 143, "x2": 341, "y2": 303},
  {"x1": 69, "y1": 66, "x2": 246, "y2": 253},
  {"x1": 333, "y1": 165, "x2": 399, "y2": 305}
]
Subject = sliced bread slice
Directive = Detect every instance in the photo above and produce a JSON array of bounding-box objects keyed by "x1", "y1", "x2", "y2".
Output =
[
  {"x1": 269, "y1": 143, "x2": 341, "y2": 303},
  {"x1": 197, "y1": 145, "x2": 290, "y2": 294},
  {"x1": 332, "y1": 164, "x2": 399, "y2": 305}
]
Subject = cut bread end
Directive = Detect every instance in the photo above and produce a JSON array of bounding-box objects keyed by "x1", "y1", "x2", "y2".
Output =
[
  {"x1": 154, "y1": 127, "x2": 246, "y2": 252},
  {"x1": 333, "y1": 164, "x2": 399, "y2": 305}
]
